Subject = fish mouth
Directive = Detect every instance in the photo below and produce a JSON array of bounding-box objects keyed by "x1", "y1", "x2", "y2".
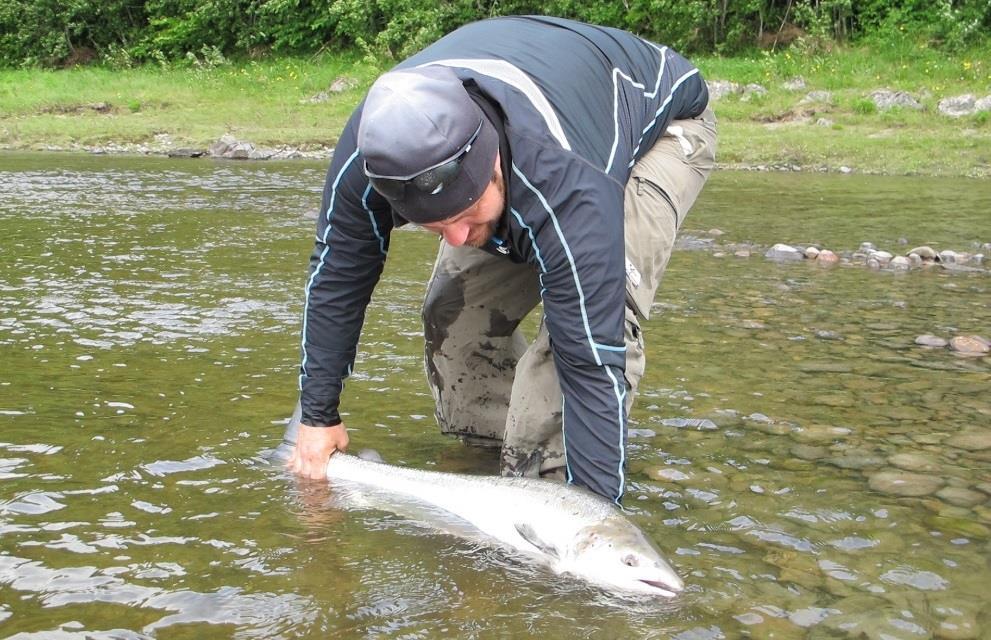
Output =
[{"x1": 639, "y1": 579, "x2": 681, "y2": 597}]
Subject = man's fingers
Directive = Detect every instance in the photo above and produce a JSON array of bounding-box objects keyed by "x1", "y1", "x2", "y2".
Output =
[{"x1": 305, "y1": 446, "x2": 334, "y2": 479}]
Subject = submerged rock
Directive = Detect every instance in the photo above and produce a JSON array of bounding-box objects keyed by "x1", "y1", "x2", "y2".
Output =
[
  {"x1": 828, "y1": 453, "x2": 885, "y2": 470},
  {"x1": 869, "y1": 470, "x2": 945, "y2": 496},
  {"x1": 888, "y1": 452, "x2": 942, "y2": 473},
  {"x1": 658, "y1": 417, "x2": 718, "y2": 431},
  {"x1": 945, "y1": 431, "x2": 991, "y2": 451},
  {"x1": 949, "y1": 336, "x2": 990, "y2": 355},
  {"x1": 648, "y1": 467, "x2": 691, "y2": 483},
  {"x1": 936, "y1": 486, "x2": 987, "y2": 508},
  {"x1": 791, "y1": 444, "x2": 828, "y2": 461},
  {"x1": 915, "y1": 335, "x2": 948, "y2": 348}
]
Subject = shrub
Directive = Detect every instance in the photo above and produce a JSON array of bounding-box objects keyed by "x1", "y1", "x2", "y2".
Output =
[{"x1": 1, "y1": 0, "x2": 988, "y2": 68}]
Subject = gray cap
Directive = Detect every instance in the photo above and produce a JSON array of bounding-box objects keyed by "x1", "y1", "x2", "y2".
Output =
[{"x1": 358, "y1": 66, "x2": 499, "y2": 223}]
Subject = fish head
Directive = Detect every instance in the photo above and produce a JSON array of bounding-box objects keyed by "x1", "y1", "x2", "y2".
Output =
[{"x1": 565, "y1": 519, "x2": 684, "y2": 597}]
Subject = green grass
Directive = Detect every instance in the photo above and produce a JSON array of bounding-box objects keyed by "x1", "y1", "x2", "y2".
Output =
[
  {"x1": 1, "y1": 39, "x2": 990, "y2": 176},
  {"x1": 0, "y1": 53, "x2": 385, "y2": 149}
]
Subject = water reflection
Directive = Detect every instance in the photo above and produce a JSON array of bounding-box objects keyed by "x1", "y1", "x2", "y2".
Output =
[{"x1": 0, "y1": 153, "x2": 988, "y2": 638}]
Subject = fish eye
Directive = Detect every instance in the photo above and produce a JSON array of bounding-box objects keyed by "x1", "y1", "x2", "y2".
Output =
[{"x1": 622, "y1": 554, "x2": 639, "y2": 567}]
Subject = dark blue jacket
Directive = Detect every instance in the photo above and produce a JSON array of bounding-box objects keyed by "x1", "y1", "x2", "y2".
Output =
[{"x1": 299, "y1": 15, "x2": 709, "y2": 501}]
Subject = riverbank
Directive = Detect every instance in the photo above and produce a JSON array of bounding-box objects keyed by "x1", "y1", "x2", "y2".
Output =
[{"x1": 2, "y1": 41, "x2": 990, "y2": 176}]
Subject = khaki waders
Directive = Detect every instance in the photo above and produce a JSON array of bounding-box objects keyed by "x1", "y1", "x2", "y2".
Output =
[{"x1": 422, "y1": 108, "x2": 717, "y2": 478}]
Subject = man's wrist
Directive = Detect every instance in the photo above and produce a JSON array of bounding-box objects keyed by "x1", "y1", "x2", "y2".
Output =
[{"x1": 301, "y1": 421, "x2": 343, "y2": 429}]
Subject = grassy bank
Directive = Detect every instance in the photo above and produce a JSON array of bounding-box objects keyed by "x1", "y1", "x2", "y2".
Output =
[{"x1": 1, "y1": 40, "x2": 990, "y2": 176}]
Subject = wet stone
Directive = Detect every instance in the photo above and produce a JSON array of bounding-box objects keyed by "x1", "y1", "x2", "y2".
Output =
[
  {"x1": 935, "y1": 486, "x2": 987, "y2": 508},
  {"x1": 869, "y1": 470, "x2": 945, "y2": 496},
  {"x1": 915, "y1": 335, "x2": 949, "y2": 348},
  {"x1": 935, "y1": 616, "x2": 980, "y2": 640},
  {"x1": 907, "y1": 245, "x2": 937, "y2": 259},
  {"x1": 751, "y1": 422, "x2": 794, "y2": 436},
  {"x1": 827, "y1": 453, "x2": 885, "y2": 470},
  {"x1": 888, "y1": 453, "x2": 942, "y2": 473},
  {"x1": 948, "y1": 336, "x2": 990, "y2": 355},
  {"x1": 659, "y1": 417, "x2": 718, "y2": 430},
  {"x1": 628, "y1": 428, "x2": 656, "y2": 438},
  {"x1": 889, "y1": 255, "x2": 911, "y2": 270},
  {"x1": 791, "y1": 424, "x2": 852, "y2": 444},
  {"x1": 817, "y1": 249, "x2": 840, "y2": 264},
  {"x1": 791, "y1": 444, "x2": 828, "y2": 461},
  {"x1": 765, "y1": 243, "x2": 804, "y2": 261},
  {"x1": 912, "y1": 433, "x2": 947, "y2": 445},
  {"x1": 648, "y1": 467, "x2": 691, "y2": 483},
  {"x1": 924, "y1": 514, "x2": 990, "y2": 538},
  {"x1": 870, "y1": 250, "x2": 893, "y2": 264},
  {"x1": 820, "y1": 605, "x2": 932, "y2": 640},
  {"x1": 939, "y1": 250, "x2": 960, "y2": 264},
  {"x1": 813, "y1": 394, "x2": 855, "y2": 408},
  {"x1": 945, "y1": 432, "x2": 991, "y2": 451}
]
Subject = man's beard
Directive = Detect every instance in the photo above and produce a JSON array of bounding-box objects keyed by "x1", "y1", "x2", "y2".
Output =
[{"x1": 465, "y1": 219, "x2": 498, "y2": 248}]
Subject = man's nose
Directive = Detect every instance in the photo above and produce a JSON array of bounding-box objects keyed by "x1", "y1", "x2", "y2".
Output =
[{"x1": 442, "y1": 223, "x2": 470, "y2": 247}]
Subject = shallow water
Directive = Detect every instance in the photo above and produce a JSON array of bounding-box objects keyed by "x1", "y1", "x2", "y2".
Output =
[{"x1": 0, "y1": 152, "x2": 988, "y2": 639}]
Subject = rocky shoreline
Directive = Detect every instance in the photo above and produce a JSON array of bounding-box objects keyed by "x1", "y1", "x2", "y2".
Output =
[
  {"x1": 1, "y1": 133, "x2": 336, "y2": 161},
  {"x1": 0, "y1": 138, "x2": 949, "y2": 178}
]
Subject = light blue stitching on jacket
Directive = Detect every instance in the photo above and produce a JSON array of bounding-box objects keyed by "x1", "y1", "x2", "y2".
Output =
[
  {"x1": 511, "y1": 162, "x2": 627, "y2": 502},
  {"x1": 299, "y1": 148, "x2": 359, "y2": 389},
  {"x1": 361, "y1": 184, "x2": 387, "y2": 256},
  {"x1": 511, "y1": 162, "x2": 602, "y2": 367},
  {"x1": 628, "y1": 68, "x2": 701, "y2": 167}
]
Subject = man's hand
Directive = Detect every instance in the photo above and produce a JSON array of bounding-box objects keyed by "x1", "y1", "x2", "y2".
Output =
[{"x1": 286, "y1": 422, "x2": 349, "y2": 480}]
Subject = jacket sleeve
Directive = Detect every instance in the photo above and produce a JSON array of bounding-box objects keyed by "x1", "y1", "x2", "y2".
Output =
[
  {"x1": 299, "y1": 108, "x2": 394, "y2": 427},
  {"x1": 510, "y1": 149, "x2": 629, "y2": 503},
  {"x1": 665, "y1": 48, "x2": 709, "y2": 121}
]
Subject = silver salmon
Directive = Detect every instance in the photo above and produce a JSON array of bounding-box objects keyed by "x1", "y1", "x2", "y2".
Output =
[{"x1": 276, "y1": 413, "x2": 683, "y2": 597}]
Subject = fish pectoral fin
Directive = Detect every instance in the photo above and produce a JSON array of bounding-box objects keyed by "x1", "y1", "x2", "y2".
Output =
[
  {"x1": 514, "y1": 522, "x2": 559, "y2": 559},
  {"x1": 356, "y1": 449, "x2": 384, "y2": 463}
]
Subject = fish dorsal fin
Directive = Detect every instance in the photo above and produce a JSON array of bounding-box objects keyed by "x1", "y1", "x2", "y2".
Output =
[{"x1": 514, "y1": 522, "x2": 559, "y2": 559}]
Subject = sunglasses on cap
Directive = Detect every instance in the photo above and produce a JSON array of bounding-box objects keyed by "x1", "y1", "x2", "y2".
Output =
[{"x1": 363, "y1": 120, "x2": 482, "y2": 201}]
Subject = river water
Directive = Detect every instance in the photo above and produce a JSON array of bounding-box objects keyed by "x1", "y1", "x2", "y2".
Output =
[{"x1": 0, "y1": 152, "x2": 988, "y2": 639}]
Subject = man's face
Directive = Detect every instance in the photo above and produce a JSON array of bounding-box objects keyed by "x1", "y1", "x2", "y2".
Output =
[{"x1": 419, "y1": 155, "x2": 504, "y2": 249}]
